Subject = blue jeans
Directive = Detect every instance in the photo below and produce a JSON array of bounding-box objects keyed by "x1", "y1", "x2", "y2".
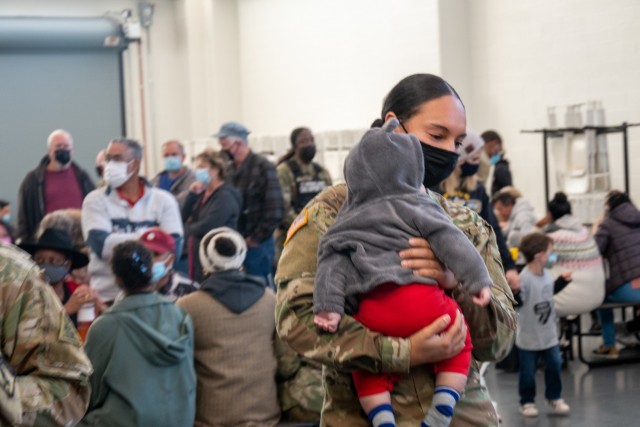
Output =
[
  {"x1": 244, "y1": 236, "x2": 275, "y2": 285},
  {"x1": 518, "y1": 345, "x2": 563, "y2": 405},
  {"x1": 598, "y1": 282, "x2": 640, "y2": 347}
]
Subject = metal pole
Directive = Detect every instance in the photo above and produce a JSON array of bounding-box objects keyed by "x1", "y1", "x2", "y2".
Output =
[
  {"x1": 543, "y1": 131, "x2": 550, "y2": 205},
  {"x1": 623, "y1": 122, "x2": 629, "y2": 194}
]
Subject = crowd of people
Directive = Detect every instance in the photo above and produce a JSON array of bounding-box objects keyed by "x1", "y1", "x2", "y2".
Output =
[{"x1": 0, "y1": 72, "x2": 639, "y2": 427}]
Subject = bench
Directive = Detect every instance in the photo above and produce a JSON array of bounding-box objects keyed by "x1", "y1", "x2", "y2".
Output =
[{"x1": 566, "y1": 301, "x2": 640, "y2": 368}]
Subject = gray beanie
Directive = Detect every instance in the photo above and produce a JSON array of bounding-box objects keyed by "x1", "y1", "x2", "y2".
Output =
[{"x1": 199, "y1": 227, "x2": 247, "y2": 274}]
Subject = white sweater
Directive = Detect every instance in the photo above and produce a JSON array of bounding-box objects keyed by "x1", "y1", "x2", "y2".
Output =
[{"x1": 81, "y1": 181, "x2": 183, "y2": 301}]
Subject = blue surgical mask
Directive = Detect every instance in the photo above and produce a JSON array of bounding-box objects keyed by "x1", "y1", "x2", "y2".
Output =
[
  {"x1": 195, "y1": 168, "x2": 211, "y2": 184},
  {"x1": 39, "y1": 263, "x2": 69, "y2": 284},
  {"x1": 546, "y1": 252, "x2": 558, "y2": 269},
  {"x1": 1, "y1": 214, "x2": 9, "y2": 223},
  {"x1": 151, "y1": 261, "x2": 168, "y2": 283},
  {"x1": 163, "y1": 156, "x2": 182, "y2": 172},
  {"x1": 490, "y1": 153, "x2": 501, "y2": 165}
]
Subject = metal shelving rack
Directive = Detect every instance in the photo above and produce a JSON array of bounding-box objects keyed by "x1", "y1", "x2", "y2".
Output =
[{"x1": 521, "y1": 122, "x2": 640, "y2": 206}]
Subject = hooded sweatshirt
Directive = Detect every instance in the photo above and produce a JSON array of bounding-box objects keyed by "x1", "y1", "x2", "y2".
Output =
[
  {"x1": 502, "y1": 198, "x2": 538, "y2": 249},
  {"x1": 80, "y1": 292, "x2": 195, "y2": 427},
  {"x1": 314, "y1": 126, "x2": 492, "y2": 315},
  {"x1": 594, "y1": 202, "x2": 640, "y2": 293}
]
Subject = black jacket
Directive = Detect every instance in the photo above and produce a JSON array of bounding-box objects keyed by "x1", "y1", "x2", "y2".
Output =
[
  {"x1": 491, "y1": 157, "x2": 512, "y2": 196},
  {"x1": 594, "y1": 202, "x2": 640, "y2": 294},
  {"x1": 17, "y1": 155, "x2": 95, "y2": 244}
]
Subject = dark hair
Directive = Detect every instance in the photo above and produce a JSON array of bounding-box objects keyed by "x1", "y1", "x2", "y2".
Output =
[
  {"x1": 519, "y1": 233, "x2": 553, "y2": 263},
  {"x1": 215, "y1": 236, "x2": 237, "y2": 257},
  {"x1": 195, "y1": 151, "x2": 228, "y2": 180},
  {"x1": 111, "y1": 241, "x2": 153, "y2": 291},
  {"x1": 290, "y1": 127, "x2": 310, "y2": 147},
  {"x1": 0, "y1": 200, "x2": 9, "y2": 210},
  {"x1": 491, "y1": 191, "x2": 517, "y2": 207},
  {"x1": 548, "y1": 192, "x2": 572, "y2": 220},
  {"x1": 481, "y1": 130, "x2": 502, "y2": 145},
  {"x1": 606, "y1": 190, "x2": 631, "y2": 212},
  {"x1": 371, "y1": 74, "x2": 463, "y2": 128}
]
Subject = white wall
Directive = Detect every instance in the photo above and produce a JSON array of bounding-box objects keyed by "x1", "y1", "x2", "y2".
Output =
[
  {"x1": 468, "y1": 0, "x2": 640, "y2": 215},
  {"x1": 237, "y1": 0, "x2": 441, "y2": 136}
]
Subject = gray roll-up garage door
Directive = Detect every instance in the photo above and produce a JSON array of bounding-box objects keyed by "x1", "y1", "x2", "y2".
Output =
[{"x1": 0, "y1": 17, "x2": 127, "y2": 232}]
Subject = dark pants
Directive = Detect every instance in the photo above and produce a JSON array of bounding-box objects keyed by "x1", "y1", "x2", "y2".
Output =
[
  {"x1": 518, "y1": 345, "x2": 563, "y2": 405},
  {"x1": 244, "y1": 236, "x2": 275, "y2": 286}
]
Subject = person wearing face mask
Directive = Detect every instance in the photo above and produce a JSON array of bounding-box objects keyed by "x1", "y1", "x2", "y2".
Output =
[
  {"x1": 19, "y1": 227, "x2": 105, "y2": 326},
  {"x1": 151, "y1": 140, "x2": 197, "y2": 208},
  {"x1": 139, "y1": 228, "x2": 199, "y2": 301},
  {"x1": 477, "y1": 130, "x2": 512, "y2": 197},
  {"x1": 276, "y1": 74, "x2": 516, "y2": 426},
  {"x1": 81, "y1": 138, "x2": 184, "y2": 304},
  {"x1": 17, "y1": 129, "x2": 95, "y2": 245},
  {"x1": 213, "y1": 122, "x2": 284, "y2": 284},
  {"x1": 275, "y1": 127, "x2": 332, "y2": 262},
  {"x1": 182, "y1": 151, "x2": 241, "y2": 282},
  {"x1": 0, "y1": 200, "x2": 15, "y2": 245},
  {"x1": 435, "y1": 133, "x2": 520, "y2": 293}
]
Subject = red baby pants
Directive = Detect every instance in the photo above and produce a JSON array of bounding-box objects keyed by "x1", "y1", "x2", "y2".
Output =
[{"x1": 352, "y1": 282, "x2": 472, "y2": 397}]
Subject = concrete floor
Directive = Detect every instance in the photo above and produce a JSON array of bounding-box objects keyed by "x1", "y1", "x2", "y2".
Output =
[{"x1": 485, "y1": 334, "x2": 640, "y2": 426}]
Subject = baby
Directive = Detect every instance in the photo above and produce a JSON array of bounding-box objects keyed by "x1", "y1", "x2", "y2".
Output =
[{"x1": 313, "y1": 120, "x2": 492, "y2": 427}]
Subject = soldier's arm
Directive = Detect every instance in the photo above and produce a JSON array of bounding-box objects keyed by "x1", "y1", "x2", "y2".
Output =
[
  {"x1": 1, "y1": 266, "x2": 92, "y2": 426},
  {"x1": 433, "y1": 192, "x2": 517, "y2": 362},
  {"x1": 277, "y1": 163, "x2": 297, "y2": 228}
]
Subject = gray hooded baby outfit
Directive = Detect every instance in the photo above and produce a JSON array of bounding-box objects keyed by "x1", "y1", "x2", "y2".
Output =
[{"x1": 314, "y1": 121, "x2": 493, "y2": 315}]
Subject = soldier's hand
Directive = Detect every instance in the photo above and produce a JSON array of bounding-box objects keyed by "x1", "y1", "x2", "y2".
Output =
[
  {"x1": 409, "y1": 309, "x2": 466, "y2": 366},
  {"x1": 399, "y1": 238, "x2": 447, "y2": 284}
]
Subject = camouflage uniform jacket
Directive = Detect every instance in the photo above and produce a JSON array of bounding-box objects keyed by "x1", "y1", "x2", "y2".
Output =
[
  {"x1": 275, "y1": 183, "x2": 517, "y2": 427},
  {"x1": 0, "y1": 244, "x2": 92, "y2": 426},
  {"x1": 276, "y1": 158, "x2": 333, "y2": 230}
]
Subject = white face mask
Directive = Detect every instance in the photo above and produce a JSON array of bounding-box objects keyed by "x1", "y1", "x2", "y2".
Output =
[{"x1": 104, "y1": 160, "x2": 133, "y2": 188}]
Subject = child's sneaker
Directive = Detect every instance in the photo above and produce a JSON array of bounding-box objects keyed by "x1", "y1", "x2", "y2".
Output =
[
  {"x1": 592, "y1": 345, "x2": 619, "y2": 359},
  {"x1": 519, "y1": 403, "x2": 539, "y2": 417},
  {"x1": 547, "y1": 399, "x2": 570, "y2": 415}
]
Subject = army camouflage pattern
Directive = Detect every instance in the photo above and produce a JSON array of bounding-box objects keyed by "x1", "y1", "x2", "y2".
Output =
[
  {"x1": 0, "y1": 244, "x2": 92, "y2": 426},
  {"x1": 275, "y1": 183, "x2": 517, "y2": 427},
  {"x1": 275, "y1": 335, "x2": 323, "y2": 423},
  {"x1": 276, "y1": 159, "x2": 333, "y2": 231}
]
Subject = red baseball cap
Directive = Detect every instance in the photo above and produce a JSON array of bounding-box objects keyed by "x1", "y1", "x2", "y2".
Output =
[{"x1": 139, "y1": 228, "x2": 175, "y2": 255}]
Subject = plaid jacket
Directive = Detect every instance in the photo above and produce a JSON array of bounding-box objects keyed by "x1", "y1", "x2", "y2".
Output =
[{"x1": 230, "y1": 152, "x2": 284, "y2": 243}]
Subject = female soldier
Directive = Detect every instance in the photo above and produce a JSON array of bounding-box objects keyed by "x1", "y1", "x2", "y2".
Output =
[{"x1": 275, "y1": 74, "x2": 516, "y2": 426}]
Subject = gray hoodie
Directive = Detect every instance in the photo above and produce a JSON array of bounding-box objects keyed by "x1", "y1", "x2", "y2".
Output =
[
  {"x1": 314, "y1": 125, "x2": 493, "y2": 315},
  {"x1": 503, "y1": 198, "x2": 538, "y2": 249}
]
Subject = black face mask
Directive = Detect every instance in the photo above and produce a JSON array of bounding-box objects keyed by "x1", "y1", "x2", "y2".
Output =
[
  {"x1": 399, "y1": 121, "x2": 460, "y2": 187},
  {"x1": 95, "y1": 166, "x2": 104, "y2": 178},
  {"x1": 299, "y1": 145, "x2": 316, "y2": 163},
  {"x1": 460, "y1": 162, "x2": 480, "y2": 177},
  {"x1": 420, "y1": 143, "x2": 459, "y2": 187},
  {"x1": 54, "y1": 149, "x2": 71, "y2": 166}
]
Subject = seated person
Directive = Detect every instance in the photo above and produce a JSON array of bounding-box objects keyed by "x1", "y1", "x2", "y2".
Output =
[
  {"x1": 80, "y1": 241, "x2": 196, "y2": 426},
  {"x1": 177, "y1": 227, "x2": 280, "y2": 427},
  {"x1": 19, "y1": 227, "x2": 104, "y2": 325},
  {"x1": 140, "y1": 227, "x2": 199, "y2": 301}
]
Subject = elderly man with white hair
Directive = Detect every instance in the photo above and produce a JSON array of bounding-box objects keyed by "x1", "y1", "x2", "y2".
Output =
[{"x1": 17, "y1": 129, "x2": 95, "y2": 244}]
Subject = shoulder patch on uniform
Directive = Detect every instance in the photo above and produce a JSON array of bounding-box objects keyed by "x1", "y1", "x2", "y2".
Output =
[{"x1": 285, "y1": 209, "x2": 309, "y2": 246}]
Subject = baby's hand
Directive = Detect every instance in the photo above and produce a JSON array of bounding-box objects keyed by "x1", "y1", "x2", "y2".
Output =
[
  {"x1": 314, "y1": 311, "x2": 342, "y2": 333},
  {"x1": 472, "y1": 287, "x2": 492, "y2": 306}
]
